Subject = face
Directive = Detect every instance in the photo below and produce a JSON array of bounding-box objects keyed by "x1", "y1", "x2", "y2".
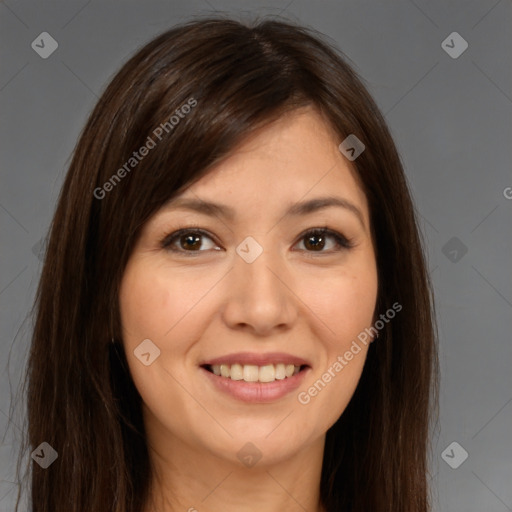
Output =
[{"x1": 119, "y1": 107, "x2": 378, "y2": 469}]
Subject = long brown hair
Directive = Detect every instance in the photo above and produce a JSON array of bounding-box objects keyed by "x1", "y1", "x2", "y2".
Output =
[{"x1": 15, "y1": 15, "x2": 439, "y2": 512}]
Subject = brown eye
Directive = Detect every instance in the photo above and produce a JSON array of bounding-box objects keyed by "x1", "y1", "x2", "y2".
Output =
[
  {"x1": 295, "y1": 228, "x2": 352, "y2": 253},
  {"x1": 179, "y1": 233, "x2": 202, "y2": 251},
  {"x1": 161, "y1": 227, "x2": 353, "y2": 257},
  {"x1": 161, "y1": 229, "x2": 219, "y2": 255},
  {"x1": 303, "y1": 232, "x2": 327, "y2": 251}
]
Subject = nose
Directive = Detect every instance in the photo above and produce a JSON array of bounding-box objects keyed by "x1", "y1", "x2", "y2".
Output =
[{"x1": 221, "y1": 240, "x2": 298, "y2": 336}]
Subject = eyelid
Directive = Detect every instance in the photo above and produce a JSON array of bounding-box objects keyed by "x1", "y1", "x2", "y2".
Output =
[{"x1": 160, "y1": 225, "x2": 354, "y2": 255}]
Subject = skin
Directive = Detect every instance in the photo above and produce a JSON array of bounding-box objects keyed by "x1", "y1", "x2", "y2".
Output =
[{"x1": 119, "y1": 106, "x2": 379, "y2": 512}]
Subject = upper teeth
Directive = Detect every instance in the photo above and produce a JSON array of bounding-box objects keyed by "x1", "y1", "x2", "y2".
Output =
[{"x1": 210, "y1": 363, "x2": 301, "y2": 382}]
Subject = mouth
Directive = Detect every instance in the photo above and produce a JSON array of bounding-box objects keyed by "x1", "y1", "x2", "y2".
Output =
[
  {"x1": 201, "y1": 363, "x2": 309, "y2": 383},
  {"x1": 199, "y1": 353, "x2": 312, "y2": 403}
]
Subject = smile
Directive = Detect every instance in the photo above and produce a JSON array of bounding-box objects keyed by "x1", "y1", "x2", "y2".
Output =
[
  {"x1": 199, "y1": 352, "x2": 311, "y2": 402},
  {"x1": 200, "y1": 364, "x2": 310, "y2": 403},
  {"x1": 204, "y1": 363, "x2": 305, "y2": 383}
]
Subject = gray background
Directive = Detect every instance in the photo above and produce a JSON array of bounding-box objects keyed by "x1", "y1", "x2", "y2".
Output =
[{"x1": 1, "y1": 1, "x2": 511, "y2": 510}]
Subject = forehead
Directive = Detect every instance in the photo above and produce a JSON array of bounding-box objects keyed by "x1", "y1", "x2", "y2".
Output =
[{"x1": 164, "y1": 107, "x2": 370, "y2": 227}]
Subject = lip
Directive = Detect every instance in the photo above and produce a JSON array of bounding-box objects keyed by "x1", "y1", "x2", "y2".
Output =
[
  {"x1": 200, "y1": 351, "x2": 311, "y2": 367},
  {"x1": 200, "y1": 364, "x2": 311, "y2": 403}
]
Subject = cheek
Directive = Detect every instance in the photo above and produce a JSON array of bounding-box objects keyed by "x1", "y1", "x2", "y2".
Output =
[
  {"x1": 119, "y1": 266, "x2": 168, "y2": 341},
  {"x1": 119, "y1": 260, "x2": 214, "y2": 342},
  {"x1": 118, "y1": 261, "x2": 198, "y2": 405},
  {"x1": 293, "y1": 257, "x2": 377, "y2": 428},
  {"x1": 297, "y1": 351, "x2": 367, "y2": 437},
  {"x1": 303, "y1": 260, "x2": 378, "y2": 344}
]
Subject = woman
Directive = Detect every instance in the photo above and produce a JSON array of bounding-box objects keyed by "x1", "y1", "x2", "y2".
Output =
[{"x1": 17, "y1": 16, "x2": 439, "y2": 512}]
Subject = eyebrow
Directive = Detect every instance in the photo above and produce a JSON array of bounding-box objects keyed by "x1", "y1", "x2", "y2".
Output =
[{"x1": 164, "y1": 196, "x2": 366, "y2": 229}]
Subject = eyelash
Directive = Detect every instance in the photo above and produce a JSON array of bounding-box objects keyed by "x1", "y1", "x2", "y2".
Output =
[{"x1": 160, "y1": 224, "x2": 354, "y2": 257}]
